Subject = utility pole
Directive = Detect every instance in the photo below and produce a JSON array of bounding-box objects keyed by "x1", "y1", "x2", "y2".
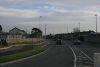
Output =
[
  {"x1": 94, "y1": 14, "x2": 98, "y2": 33},
  {"x1": 45, "y1": 24, "x2": 47, "y2": 36},
  {"x1": 38, "y1": 16, "x2": 42, "y2": 42},
  {"x1": 78, "y1": 22, "x2": 81, "y2": 39},
  {"x1": 39, "y1": 16, "x2": 42, "y2": 29},
  {"x1": 67, "y1": 24, "x2": 68, "y2": 33},
  {"x1": 79, "y1": 22, "x2": 80, "y2": 32},
  {"x1": 45, "y1": 24, "x2": 47, "y2": 39}
]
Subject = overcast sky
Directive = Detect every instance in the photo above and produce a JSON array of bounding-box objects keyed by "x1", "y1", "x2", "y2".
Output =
[{"x1": 0, "y1": 0, "x2": 100, "y2": 34}]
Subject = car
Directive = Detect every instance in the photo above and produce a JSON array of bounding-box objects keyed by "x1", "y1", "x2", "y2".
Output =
[
  {"x1": 73, "y1": 40, "x2": 81, "y2": 45},
  {"x1": 56, "y1": 39, "x2": 62, "y2": 45},
  {"x1": 67, "y1": 38, "x2": 71, "y2": 40}
]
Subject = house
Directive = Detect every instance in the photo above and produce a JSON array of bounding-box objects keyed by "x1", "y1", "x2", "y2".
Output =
[{"x1": 7, "y1": 27, "x2": 27, "y2": 39}]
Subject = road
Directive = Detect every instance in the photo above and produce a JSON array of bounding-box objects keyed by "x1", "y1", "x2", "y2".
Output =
[{"x1": 1, "y1": 41, "x2": 74, "y2": 67}]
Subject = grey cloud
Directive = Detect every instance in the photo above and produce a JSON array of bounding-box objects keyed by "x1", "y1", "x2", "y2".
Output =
[{"x1": 0, "y1": 0, "x2": 100, "y2": 34}]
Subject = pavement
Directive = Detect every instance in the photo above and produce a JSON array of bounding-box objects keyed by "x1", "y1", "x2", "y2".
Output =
[
  {"x1": 0, "y1": 41, "x2": 74, "y2": 67},
  {"x1": 66, "y1": 40, "x2": 100, "y2": 67},
  {"x1": 75, "y1": 42, "x2": 100, "y2": 60}
]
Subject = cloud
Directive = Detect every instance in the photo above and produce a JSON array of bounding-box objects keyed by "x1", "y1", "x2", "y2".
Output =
[
  {"x1": 0, "y1": 6, "x2": 40, "y2": 18},
  {"x1": 0, "y1": 0, "x2": 33, "y2": 3},
  {"x1": 0, "y1": 0, "x2": 100, "y2": 34}
]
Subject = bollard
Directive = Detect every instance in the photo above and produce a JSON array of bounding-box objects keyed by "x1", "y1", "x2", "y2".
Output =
[{"x1": 94, "y1": 53, "x2": 100, "y2": 67}]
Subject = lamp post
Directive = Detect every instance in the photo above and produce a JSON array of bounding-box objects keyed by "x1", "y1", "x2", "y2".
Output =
[
  {"x1": 94, "y1": 14, "x2": 98, "y2": 33},
  {"x1": 38, "y1": 16, "x2": 42, "y2": 42},
  {"x1": 79, "y1": 22, "x2": 80, "y2": 32},
  {"x1": 45, "y1": 24, "x2": 47, "y2": 39},
  {"x1": 45, "y1": 24, "x2": 47, "y2": 36},
  {"x1": 67, "y1": 24, "x2": 68, "y2": 33},
  {"x1": 78, "y1": 22, "x2": 80, "y2": 39},
  {"x1": 39, "y1": 16, "x2": 42, "y2": 29}
]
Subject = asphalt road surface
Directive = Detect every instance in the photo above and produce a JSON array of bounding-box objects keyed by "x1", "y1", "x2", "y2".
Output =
[{"x1": 1, "y1": 41, "x2": 74, "y2": 67}]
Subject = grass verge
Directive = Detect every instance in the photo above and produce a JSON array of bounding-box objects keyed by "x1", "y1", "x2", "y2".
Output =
[
  {"x1": 0, "y1": 43, "x2": 46, "y2": 63},
  {"x1": 91, "y1": 43, "x2": 100, "y2": 47},
  {"x1": 86, "y1": 42, "x2": 100, "y2": 47}
]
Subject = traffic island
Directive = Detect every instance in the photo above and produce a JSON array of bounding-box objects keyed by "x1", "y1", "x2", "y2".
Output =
[
  {"x1": 0, "y1": 42, "x2": 46, "y2": 63},
  {"x1": 94, "y1": 53, "x2": 100, "y2": 67}
]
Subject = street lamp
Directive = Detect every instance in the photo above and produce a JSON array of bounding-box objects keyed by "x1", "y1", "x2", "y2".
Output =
[
  {"x1": 44, "y1": 24, "x2": 47, "y2": 39},
  {"x1": 78, "y1": 22, "x2": 80, "y2": 37},
  {"x1": 94, "y1": 14, "x2": 97, "y2": 33},
  {"x1": 78, "y1": 22, "x2": 80, "y2": 32},
  {"x1": 67, "y1": 24, "x2": 68, "y2": 33},
  {"x1": 45, "y1": 24, "x2": 47, "y2": 36},
  {"x1": 39, "y1": 16, "x2": 42, "y2": 29},
  {"x1": 38, "y1": 16, "x2": 42, "y2": 42}
]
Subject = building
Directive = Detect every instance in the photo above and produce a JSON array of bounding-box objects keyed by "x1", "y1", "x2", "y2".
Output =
[{"x1": 7, "y1": 27, "x2": 27, "y2": 39}]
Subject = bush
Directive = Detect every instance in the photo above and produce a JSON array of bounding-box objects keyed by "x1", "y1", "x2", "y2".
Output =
[{"x1": 0, "y1": 39, "x2": 8, "y2": 46}]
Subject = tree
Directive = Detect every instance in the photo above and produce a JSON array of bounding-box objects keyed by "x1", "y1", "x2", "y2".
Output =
[
  {"x1": 0, "y1": 25, "x2": 2, "y2": 32},
  {"x1": 31, "y1": 28, "x2": 42, "y2": 38}
]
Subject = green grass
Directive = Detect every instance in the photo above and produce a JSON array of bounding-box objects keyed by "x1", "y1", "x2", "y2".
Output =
[
  {"x1": 0, "y1": 44, "x2": 46, "y2": 63},
  {"x1": 8, "y1": 40, "x2": 44, "y2": 45}
]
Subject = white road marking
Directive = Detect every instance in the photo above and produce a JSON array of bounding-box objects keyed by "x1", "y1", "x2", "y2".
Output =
[
  {"x1": 77, "y1": 47, "x2": 93, "y2": 62},
  {"x1": 65, "y1": 41, "x2": 93, "y2": 67},
  {"x1": 68, "y1": 45, "x2": 93, "y2": 67},
  {"x1": 68, "y1": 46, "x2": 77, "y2": 67}
]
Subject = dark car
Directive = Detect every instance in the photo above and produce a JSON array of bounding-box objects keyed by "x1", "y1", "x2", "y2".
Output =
[
  {"x1": 56, "y1": 39, "x2": 62, "y2": 45},
  {"x1": 73, "y1": 40, "x2": 81, "y2": 45}
]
